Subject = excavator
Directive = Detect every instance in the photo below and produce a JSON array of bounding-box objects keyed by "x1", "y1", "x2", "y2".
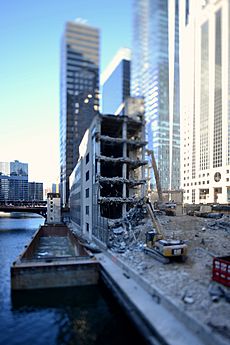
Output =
[{"x1": 143, "y1": 149, "x2": 188, "y2": 263}]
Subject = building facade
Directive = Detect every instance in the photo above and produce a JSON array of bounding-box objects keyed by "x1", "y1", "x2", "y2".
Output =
[
  {"x1": 132, "y1": 0, "x2": 180, "y2": 190},
  {"x1": 180, "y1": 0, "x2": 230, "y2": 204},
  {"x1": 60, "y1": 21, "x2": 100, "y2": 206},
  {"x1": 28, "y1": 182, "x2": 43, "y2": 201},
  {"x1": 0, "y1": 160, "x2": 28, "y2": 201},
  {"x1": 47, "y1": 193, "x2": 61, "y2": 224},
  {"x1": 69, "y1": 112, "x2": 146, "y2": 242},
  {"x1": 102, "y1": 48, "x2": 131, "y2": 115}
]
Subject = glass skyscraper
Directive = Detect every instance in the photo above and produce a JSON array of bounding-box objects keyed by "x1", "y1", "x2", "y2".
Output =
[
  {"x1": 0, "y1": 160, "x2": 29, "y2": 201},
  {"x1": 132, "y1": 0, "x2": 180, "y2": 190},
  {"x1": 102, "y1": 48, "x2": 131, "y2": 115},
  {"x1": 60, "y1": 21, "x2": 100, "y2": 205},
  {"x1": 28, "y1": 182, "x2": 43, "y2": 201}
]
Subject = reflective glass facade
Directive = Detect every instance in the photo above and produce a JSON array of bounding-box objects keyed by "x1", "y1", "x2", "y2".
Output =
[
  {"x1": 103, "y1": 59, "x2": 130, "y2": 115},
  {"x1": 0, "y1": 160, "x2": 29, "y2": 201},
  {"x1": 28, "y1": 182, "x2": 43, "y2": 201},
  {"x1": 132, "y1": 0, "x2": 180, "y2": 190},
  {"x1": 60, "y1": 22, "x2": 100, "y2": 205}
]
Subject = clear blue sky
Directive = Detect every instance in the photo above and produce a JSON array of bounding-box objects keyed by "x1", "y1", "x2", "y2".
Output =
[{"x1": 0, "y1": 0, "x2": 132, "y2": 187}]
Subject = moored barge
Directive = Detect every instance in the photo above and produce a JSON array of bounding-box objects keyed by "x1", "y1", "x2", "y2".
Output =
[{"x1": 11, "y1": 224, "x2": 99, "y2": 290}]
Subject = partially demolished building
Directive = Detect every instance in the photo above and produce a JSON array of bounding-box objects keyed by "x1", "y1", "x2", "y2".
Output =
[{"x1": 69, "y1": 110, "x2": 147, "y2": 244}]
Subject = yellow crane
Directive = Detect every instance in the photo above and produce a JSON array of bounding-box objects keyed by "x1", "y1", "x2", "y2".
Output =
[{"x1": 144, "y1": 150, "x2": 188, "y2": 263}]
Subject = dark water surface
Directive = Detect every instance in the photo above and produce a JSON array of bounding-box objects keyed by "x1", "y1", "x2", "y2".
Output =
[{"x1": 0, "y1": 216, "x2": 145, "y2": 345}]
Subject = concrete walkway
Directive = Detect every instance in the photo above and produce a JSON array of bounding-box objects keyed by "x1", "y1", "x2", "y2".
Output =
[{"x1": 96, "y1": 252, "x2": 229, "y2": 345}]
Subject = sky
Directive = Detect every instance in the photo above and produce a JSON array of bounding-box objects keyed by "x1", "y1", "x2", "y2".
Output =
[{"x1": 0, "y1": 0, "x2": 132, "y2": 188}]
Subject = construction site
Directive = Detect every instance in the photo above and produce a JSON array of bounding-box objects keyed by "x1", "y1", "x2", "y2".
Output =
[
  {"x1": 103, "y1": 152, "x2": 229, "y2": 344},
  {"x1": 68, "y1": 107, "x2": 230, "y2": 345}
]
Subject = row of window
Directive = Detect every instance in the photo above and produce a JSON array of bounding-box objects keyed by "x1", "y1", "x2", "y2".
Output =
[
  {"x1": 85, "y1": 151, "x2": 90, "y2": 215},
  {"x1": 184, "y1": 177, "x2": 230, "y2": 188}
]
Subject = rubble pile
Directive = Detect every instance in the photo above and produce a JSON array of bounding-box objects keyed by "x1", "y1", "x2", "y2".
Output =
[
  {"x1": 116, "y1": 213, "x2": 230, "y2": 343},
  {"x1": 208, "y1": 215, "x2": 230, "y2": 232},
  {"x1": 108, "y1": 200, "x2": 147, "y2": 252}
]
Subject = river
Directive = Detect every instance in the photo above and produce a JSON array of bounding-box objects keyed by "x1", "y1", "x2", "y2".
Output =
[{"x1": 0, "y1": 215, "x2": 144, "y2": 345}]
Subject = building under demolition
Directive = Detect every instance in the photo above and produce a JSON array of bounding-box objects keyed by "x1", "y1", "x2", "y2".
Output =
[{"x1": 69, "y1": 110, "x2": 147, "y2": 244}]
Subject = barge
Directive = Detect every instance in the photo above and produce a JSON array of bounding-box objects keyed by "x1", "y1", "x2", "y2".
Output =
[{"x1": 11, "y1": 224, "x2": 99, "y2": 290}]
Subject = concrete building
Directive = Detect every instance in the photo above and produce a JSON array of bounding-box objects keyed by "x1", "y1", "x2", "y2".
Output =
[
  {"x1": 47, "y1": 193, "x2": 61, "y2": 224},
  {"x1": 180, "y1": 0, "x2": 230, "y2": 204},
  {"x1": 60, "y1": 21, "x2": 100, "y2": 206},
  {"x1": 28, "y1": 182, "x2": 43, "y2": 201},
  {"x1": 69, "y1": 111, "x2": 146, "y2": 243},
  {"x1": 102, "y1": 48, "x2": 131, "y2": 115},
  {"x1": 132, "y1": 0, "x2": 180, "y2": 190},
  {"x1": 0, "y1": 160, "x2": 28, "y2": 201}
]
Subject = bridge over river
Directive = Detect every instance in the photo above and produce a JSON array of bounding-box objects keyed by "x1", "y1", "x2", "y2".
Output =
[{"x1": 0, "y1": 201, "x2": 47, "y2": 218}]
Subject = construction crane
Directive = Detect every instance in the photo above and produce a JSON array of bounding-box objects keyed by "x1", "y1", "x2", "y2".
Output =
[
  {"x1": 146, "y1": 149, "x2": 176, "y2": 214},
  {"x1": 144, "y1": 149, "x2": 188, "y2": 263},
  {"x1": 144, "y1": 198, "x2": 188, "y2": 263},
  {"x1": 146, "y1": 149, "x2": 163, "y2": 203}
]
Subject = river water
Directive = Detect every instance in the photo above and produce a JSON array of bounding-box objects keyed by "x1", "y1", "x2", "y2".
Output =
[{"x1": 0, "y1": 216, "x2": 144, "y2": 345}]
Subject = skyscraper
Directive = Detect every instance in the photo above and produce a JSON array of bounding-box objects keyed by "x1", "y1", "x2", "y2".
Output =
[
  {"x1": 60, "y1": 21, "x2": 100, "y2": 205},
  {"x1": 180, "y1": 0, "x2": 230, "y2": 204},
  {"x1": 28, "y1": 182, "x2": 43, "y2": 201},
  {"x1": 0, "y1": 160, "x2": 28, "y2": 201},
  {"x1": 102, "y1": 48, "x2": 131, "y2": 115},
  {"x1": 132, "y1": 0, "x2": 180, "y2": 190}
]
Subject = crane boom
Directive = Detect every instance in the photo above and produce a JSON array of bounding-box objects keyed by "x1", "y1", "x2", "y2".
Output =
[{"x1": 146, "y1": 149, "x2": 163, "y2": 202}]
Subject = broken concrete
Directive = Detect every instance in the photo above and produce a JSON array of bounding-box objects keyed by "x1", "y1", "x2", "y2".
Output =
[{"x1": 113, "y1": 213, "x2": 230, "y2": 344}]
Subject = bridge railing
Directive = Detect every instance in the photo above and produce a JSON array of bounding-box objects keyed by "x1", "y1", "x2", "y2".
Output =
[{"x1": 0, "y1": 200, "x2": 47, "y2": 207}]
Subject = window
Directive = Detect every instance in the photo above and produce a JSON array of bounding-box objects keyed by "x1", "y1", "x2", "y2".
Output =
[
  {"x1": 199, "y1": 189, "x2": 209, "y2": 200},
  {"x1": 86, "y1": 153, "x2": 89, "y2": 164},
  {"x1": 86, "y1": 170, "x2": 89, "y2": 181},
  {"x1": 192, "y1": 189, "x2": 195, "y2": 203},
  {"x1": 86, "y1": 188, "x2": 89, "y2": 198},
  {"x1": 86, "y1": 205, "x2": 89, "y2": 214},
  {"x1": 214, "y1": 172, "x2": 221, "y2": 182},
  {"x1": 86, "y1": 223, "x2": 89, "y2": 232}
]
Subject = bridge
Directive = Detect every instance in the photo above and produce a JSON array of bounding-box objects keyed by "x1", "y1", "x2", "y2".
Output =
[{"x1": 0, "y1": 201, "x2": 47, "y2": 218}]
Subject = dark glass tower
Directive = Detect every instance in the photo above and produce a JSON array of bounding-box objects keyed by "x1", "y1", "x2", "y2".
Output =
[{"x1": 60, "y1": 21, "x2": 100, "y2": 205}]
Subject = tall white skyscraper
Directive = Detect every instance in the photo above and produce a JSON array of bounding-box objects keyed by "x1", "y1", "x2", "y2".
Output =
[
  {"x1": 180, "y1": 0, "x2": 230, "y2": 204},
  {"x1": 132, "y1": 0, "x2": 180, "y2": 190}
]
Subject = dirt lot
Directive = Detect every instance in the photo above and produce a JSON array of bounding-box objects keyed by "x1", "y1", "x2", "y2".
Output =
[{"x1": 115, "y1": 214, "x2": 230, "y2": 343}]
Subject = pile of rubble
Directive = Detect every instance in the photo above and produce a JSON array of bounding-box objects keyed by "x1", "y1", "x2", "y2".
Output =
[
  {"x1": 114, "y1": 211, "x2": 230, "y2": 343},
  {"x1": 107, "y1": 199, "x2": 149, "y2": 252},
  {"x1": 208, "y1": 215, "x2": 230, "y2": 232}
]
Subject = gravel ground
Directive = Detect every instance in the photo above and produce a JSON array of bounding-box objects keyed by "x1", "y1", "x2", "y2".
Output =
[{"x1": 115, "y1": 214, "x2": 230, "y2": 343}]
